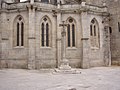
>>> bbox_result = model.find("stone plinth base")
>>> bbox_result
[59,58,72,70]
[59,64,71,70]
[54,68,81,74]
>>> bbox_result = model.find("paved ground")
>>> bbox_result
[0,67,120,90]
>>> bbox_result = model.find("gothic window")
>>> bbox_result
[67,18,76,47]
[90,18,100,48]
[14,16,24,47]
[40,17,51,47]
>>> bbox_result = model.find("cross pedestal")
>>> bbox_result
[54,21,81,74]
[59,21,71,70]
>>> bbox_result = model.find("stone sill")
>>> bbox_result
[13,46,25,49]
[66,47,77,50]
[91,47,99,50]
[40,47,52,49]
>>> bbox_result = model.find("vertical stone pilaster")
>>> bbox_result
[0,32,1,69]
[28,4,36,69]
[56,3,62,68]
[81,11,90,69]
[0,9,9,67]
[0,12,2,68]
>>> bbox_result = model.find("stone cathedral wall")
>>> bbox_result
[107,0,120,66]
[0,2,83,69]
[0,0,118,69]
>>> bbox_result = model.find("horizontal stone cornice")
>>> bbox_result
[0,2,108,14]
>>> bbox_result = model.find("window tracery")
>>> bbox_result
[14,16,24,47]
[40,16,51,47]
[90,18,100,48]
[67,18,76,47]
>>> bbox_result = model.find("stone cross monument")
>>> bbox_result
[59,21,71,70]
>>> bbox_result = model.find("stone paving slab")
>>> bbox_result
[0,67,120,90]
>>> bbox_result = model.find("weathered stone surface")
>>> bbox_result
[0,0,119,69]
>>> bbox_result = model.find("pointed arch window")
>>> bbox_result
[90,18,100,48]
[14,16,24,47]
[67,18,76,47]
[40,17,51,47]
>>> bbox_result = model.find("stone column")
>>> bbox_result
[28,2,36,69]
[56,3,62,67]
[59,21,71,70]
[81,11,90,69]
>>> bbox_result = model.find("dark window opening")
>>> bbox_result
[94,25,96,36]
[72,24,75,47]
[118,22,120,32]
[21,22,24,46]
[17,23,19,46]
[90,25,92,36]
[109,27,112,34]
[67,24,70,47]
[41,23,44,46]
[46,23,49,47]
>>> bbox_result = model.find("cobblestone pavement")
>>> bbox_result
[0,67,120,90]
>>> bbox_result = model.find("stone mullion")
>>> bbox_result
[66,25,68,47]
[92,25,95,47]
[96,26,99,47]
[44,23,46,47]
[94,25,97,47]
[70,24,72,47]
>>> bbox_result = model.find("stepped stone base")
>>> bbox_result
[54,68,81,74]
